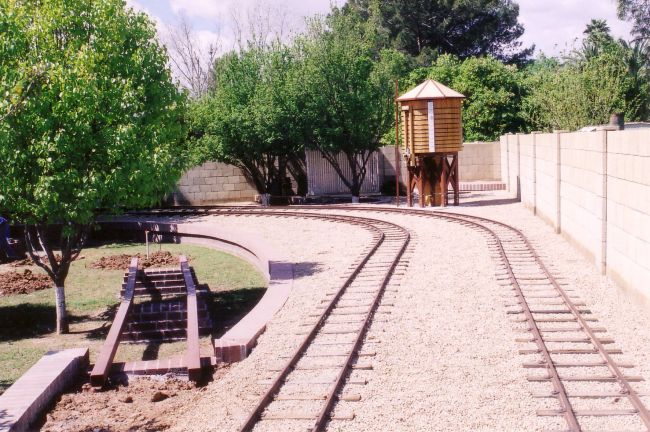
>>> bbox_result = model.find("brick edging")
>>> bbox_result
[100,218,294,363]
[0,348,88,431]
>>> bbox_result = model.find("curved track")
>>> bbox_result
[132,205,650,432]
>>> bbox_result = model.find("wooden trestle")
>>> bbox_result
[406,152,459,207]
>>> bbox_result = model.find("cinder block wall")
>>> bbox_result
[173,142,504,205]
[606,129,650,301]
[519,134,536,211]
[381,142,502,184]
[506,134,520,197]
[169,161,258,205]
[559,131,607,270]
[535,133,560,230]
[458,141,501,181]
[501,128,650,303]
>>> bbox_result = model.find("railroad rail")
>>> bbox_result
[131,205,650,432]
[90,257,138,387]
[90,255,208,386]
[131,208,411,431]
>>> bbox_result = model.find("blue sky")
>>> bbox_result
[127,0,633,57]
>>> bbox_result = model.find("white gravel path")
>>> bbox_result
[67,194,650,432]
[163,213,375,431]
[439,191,650,431]
[313,208,544,432]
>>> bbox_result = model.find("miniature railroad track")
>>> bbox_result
[133,205,650,431]
[90,255,207,386]
[293,206,650,432]
[131,207,411,431]
[229,211,410,432]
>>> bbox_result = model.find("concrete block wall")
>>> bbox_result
[519,134,536,211]
[380,142,502,185]
[501,127,650,303]
[505,134,520,196]
[606,129,650,301]
[535,133,560,231]
[458,141,501,181]
[173,143,504,205]
[500,136,509,190]
[559,131,607,270]
[170,161,258,205]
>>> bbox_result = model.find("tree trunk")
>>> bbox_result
[350,178,361,204]
[54,284,69,334]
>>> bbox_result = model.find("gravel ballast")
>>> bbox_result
[40,194,650,431]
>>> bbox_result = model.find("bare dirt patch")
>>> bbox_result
[0,269,51,296]
[89,251,182,271]
[42,377,198,432]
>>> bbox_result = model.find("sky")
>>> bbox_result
[127,0,633,58]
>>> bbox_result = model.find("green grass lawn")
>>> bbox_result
[0,242,266,394]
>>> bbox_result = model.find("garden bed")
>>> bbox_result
[0,270,51,296]
[0,242,266,395]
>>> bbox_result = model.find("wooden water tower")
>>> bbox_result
[397,79,465,207]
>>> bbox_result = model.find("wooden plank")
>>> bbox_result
[523,361,635,368]
[528,375,643,382]
[180,255,202,382]
[413,115,460,122]
[90,257,138,387]
[534,391,650,398]
[519,348,623,354]
[537,409,639,416]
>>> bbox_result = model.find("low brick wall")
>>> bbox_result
[169,161,258,205]
[0,348,88,431]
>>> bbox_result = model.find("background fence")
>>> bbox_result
[501,128,650,304]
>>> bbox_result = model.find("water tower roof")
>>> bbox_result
[396,79,465,101]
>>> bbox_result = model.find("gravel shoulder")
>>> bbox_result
[39,196,650,431]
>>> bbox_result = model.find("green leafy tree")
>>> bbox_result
[524,20,650,130]
[344,0,533,65]
[190,43,305,197]
[524,47,648,130]
[617,0,650,41]
[403,54,527,141]
[296,10,408,202]
[0,0,187,333]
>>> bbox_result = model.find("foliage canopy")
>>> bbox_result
[344,0,533,65]
[0,0,187,332]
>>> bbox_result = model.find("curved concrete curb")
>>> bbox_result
[101,219,294,363]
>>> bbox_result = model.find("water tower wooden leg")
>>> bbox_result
[440,158,447,208]
[407,167,413,207]
[452,153,459,206]
[418,165,426,208]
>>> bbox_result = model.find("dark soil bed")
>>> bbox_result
[0,270,51,296]
[41,377,198,432]
[89,251,184,270]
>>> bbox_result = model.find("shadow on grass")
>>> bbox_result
[0,380,13,396]
[0,302,116,342]
[205,286,266,339]
[0,303,55,342]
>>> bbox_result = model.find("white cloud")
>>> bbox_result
[168,0,223,19]
[517,0,633,56]
[130,0,634,59]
